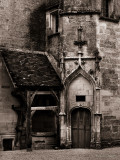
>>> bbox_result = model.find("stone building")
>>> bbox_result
[0,0,120,151]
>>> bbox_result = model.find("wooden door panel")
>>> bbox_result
[79,130,85,148]
[85,130,91,148]
[72,130,78,148]
[72,121,78,128]
[72,108,91,148]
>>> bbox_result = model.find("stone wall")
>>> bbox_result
[62,15,97,77]
[0,56,19,150]
[97,19,120,146]
[0,0,46,51]
[63,0,101,11]
[47,34,61,61]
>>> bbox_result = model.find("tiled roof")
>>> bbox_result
[1,48,62,89]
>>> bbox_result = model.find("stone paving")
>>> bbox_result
[0,147,120,160]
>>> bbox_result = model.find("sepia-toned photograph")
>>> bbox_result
[0,0,120,159]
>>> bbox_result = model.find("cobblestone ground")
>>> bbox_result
[0,147,120,160]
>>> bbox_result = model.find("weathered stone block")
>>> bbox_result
[102,126,111,132]
[101,131,112,140]
[104,116,116,120]
[111,119,120,125]
[112,126,118,132]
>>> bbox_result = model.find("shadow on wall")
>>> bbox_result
[27,4,46,51]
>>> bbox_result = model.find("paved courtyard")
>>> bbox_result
[0,147,120,160]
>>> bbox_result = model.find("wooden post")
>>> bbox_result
[26,91,32,151]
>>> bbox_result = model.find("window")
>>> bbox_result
[76,96,86,102]
[102,0,114,18]
[3,139,13,151]
[50,10,59,33]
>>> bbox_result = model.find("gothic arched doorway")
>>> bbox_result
[71,108,91,148]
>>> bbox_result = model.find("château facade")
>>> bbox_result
[0,0,120,150]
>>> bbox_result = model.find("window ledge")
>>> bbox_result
[48,32,60,39]
[99,16,119,23]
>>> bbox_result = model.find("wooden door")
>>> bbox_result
[71,108,91,148]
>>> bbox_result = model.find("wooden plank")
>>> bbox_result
[26,91,32,151]
[31,106,57,111]
[30,91,52,95]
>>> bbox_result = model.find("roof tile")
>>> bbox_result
[1,49,62,89]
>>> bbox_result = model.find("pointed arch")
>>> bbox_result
[70,105,92,114]
[63,66,99,148]
[64,66,96,88]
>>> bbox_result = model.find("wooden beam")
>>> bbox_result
[30,91,53,105]
[31,106,58,111]
[26,91,32,151]
[50,89,59,103]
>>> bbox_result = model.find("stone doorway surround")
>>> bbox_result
[59,66,102,149]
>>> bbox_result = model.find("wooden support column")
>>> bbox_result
[26,91,32,151]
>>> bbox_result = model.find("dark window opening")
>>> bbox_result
[76,96,86,102]
[105,0,109,17]
[3,139,13,151]
[32,110,56,132]
[31,94,57,107]
[102,0,114,18]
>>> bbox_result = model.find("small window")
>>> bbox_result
[102,0,114,18]
[3,139,13,151]
[50,10,59,33]
[76,96,86,102]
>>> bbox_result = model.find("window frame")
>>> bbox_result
[50,9,59,34]
[102,0,114,18]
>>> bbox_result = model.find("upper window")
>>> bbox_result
[102,0,114,18]
[50,10,59,33]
